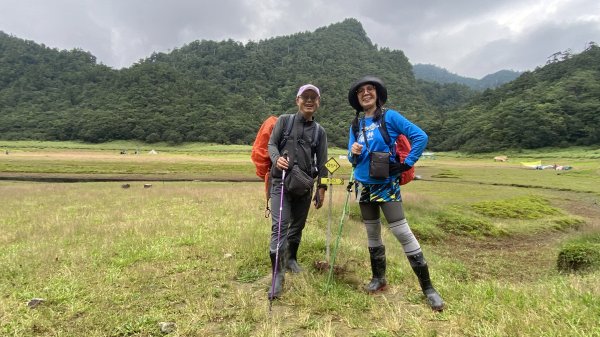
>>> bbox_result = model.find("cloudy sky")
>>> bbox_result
[1,0,598,78]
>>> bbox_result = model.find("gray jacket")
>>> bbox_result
[268,112,328,187]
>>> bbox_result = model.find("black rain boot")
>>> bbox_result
[286,241,302,273]
[365,246,387,293]
[268,252,285,300]
[408,252,444,311]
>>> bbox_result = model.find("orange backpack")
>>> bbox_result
[251,116,278,183]
[251,115,296,212]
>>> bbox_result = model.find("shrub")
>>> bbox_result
[557,234,600,273]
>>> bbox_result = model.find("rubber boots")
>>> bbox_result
[268,252,285,300]
[286,241,302,273]
[365,245,387,293]
[407,252,444,311]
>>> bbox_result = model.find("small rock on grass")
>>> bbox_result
[27,298,45,309]
[158,321,176,334]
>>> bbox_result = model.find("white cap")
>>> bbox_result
[297,84,320,97]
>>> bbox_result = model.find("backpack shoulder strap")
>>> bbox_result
[352,121,359,141]
[279,114,295,149]
[311,122,321,149]
[378,109,392,146]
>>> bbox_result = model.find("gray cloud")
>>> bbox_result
[457,20,600,75]
[1,0,598,78]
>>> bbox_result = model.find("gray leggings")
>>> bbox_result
[360,201,422,256]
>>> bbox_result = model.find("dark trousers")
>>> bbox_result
[269,178,312,253]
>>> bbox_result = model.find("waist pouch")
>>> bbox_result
[369,151,390,180]
[285,165,314,196]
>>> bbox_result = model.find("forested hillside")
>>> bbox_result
[0,19,428,147]
[1,19,599,152]
[432,43,600,152]
[413,64,522,90]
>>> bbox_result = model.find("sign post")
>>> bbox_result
[323,157,343,263]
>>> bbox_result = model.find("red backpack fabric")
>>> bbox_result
[395,134,415,185]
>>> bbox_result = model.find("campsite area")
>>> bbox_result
[0,141,599,336]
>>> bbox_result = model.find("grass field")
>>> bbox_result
[0,141,599,336]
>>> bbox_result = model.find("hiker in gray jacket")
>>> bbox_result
[267,84,328,299]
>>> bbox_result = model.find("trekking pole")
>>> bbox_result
[269,151,288,312]
[326,167,354,289]
[326,172,332,263]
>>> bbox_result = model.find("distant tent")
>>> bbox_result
[148,149,158,155]
[521,160,542,169]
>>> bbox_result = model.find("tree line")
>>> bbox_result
[1,19,598,152]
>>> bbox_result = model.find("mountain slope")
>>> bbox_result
[1,23,598,152]
[413,63,522,90]
[0,19,428,147]
[432,44,600,152]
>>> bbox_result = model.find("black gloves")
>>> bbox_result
[389,162,412,176]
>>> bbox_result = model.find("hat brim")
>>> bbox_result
[348,76,387,111]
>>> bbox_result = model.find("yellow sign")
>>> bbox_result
[324,157,340,174]
[321,177,344,185]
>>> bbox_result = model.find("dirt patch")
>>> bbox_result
[553,195,600,231]
[434,233,564,282]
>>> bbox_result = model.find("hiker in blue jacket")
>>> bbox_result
[347,76,444,311]
[267,84,328,299]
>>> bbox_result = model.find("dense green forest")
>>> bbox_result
[433,44,600,152]
[1,19,599,152]
[413,64,522,91]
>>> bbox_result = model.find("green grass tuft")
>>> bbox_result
[551,216,586,231]
[434,210,505,238]
[471,195,563,219]
[557,233,600,273]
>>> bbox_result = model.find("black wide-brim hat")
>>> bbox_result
[348,75,388,111]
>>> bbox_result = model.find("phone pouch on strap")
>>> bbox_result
[369,151,390,179]
[285,165,314,196]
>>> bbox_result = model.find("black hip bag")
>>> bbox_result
[362,120,390,180]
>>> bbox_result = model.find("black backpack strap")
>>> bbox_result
[377,109,392,146]
[310,122,321,179]
[279,114,295,149]
[361,117,371,152]
[310,122,320,149]
[379,109,403,163]
[352,122,359,142]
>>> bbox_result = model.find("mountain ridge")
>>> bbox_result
[413,63,522,90]
[1,21,598,152]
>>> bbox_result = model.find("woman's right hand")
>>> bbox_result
[350,142,363,156]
